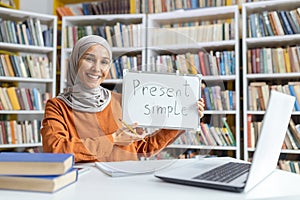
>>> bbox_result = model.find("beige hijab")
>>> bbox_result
[57,35,112,112]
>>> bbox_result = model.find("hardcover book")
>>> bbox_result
[0,168,78,193]
[0,152,74,175]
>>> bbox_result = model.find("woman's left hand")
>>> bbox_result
[197,98,205,118]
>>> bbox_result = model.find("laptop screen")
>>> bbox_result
[244,91,295,192]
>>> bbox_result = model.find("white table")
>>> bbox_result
[1,158,300,200]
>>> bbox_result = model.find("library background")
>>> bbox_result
[0,0,300,174]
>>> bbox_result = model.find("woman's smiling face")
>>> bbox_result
[77,44,111,89]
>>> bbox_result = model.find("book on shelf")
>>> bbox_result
[270,11,285,36]
[247,114,254,148]
[200,122,217,146]
[202,86,235,111]
[3,54,15,77]
[289,10,300,33]
[249,113,300,151]
[0,53,52,79]
[222,117,236,146]
[11,55,23,77]
[278,10,294,35]
[0,16,47,47]
[1,54,12,76]
[278,160,300,174]
[0,87,12,110]
[286,128,299,150]
[0,0,15,8]
[14,88,25,110]
[19,88,30,110]
[289,119,300,148]
[288,84,300,111]
[0,152,74,175]
[248,9,300,38]
[55,0,239,16]
[262,11,275,36]
[247,46,300,74]
[64,22,143,48]
[6,87,21,110]
[172,122,234,147]
[0,119,42,144]
[0,86,49,111]
[0,168,78,193]
[0,88,9,110]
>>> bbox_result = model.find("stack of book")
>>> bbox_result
[0,152,78,193]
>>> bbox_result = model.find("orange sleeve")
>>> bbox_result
[41,99,114,163]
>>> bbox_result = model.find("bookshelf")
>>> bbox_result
[60,13,147,92]
[52,0,246,92]
[147,5,241,159]
[53,0,241,17]
[242,0,300,162]
[0,7,57,148]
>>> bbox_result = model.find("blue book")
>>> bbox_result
[25,28,33,45]
[203,87,212,110]
[32,88,40,110]
[262,11,274,36]
[278,11,294,35]
[9,55,21,77]
[0,152,74,175]
[288,85,300,111]
[249,14,257,38]
[219,53,226,75]
[113,59,121,79]
[0,168,78,193]
[191,0,199,9]
[193,53,201,73]
[82,3,90,15]
[229,51,235,75]
[258,14,266,37]
[228,90,234,110]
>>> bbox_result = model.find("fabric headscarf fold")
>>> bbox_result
[57,35,112,112]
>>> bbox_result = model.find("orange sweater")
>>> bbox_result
[41,92,182,163]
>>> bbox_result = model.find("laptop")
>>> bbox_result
[154,90,295,193]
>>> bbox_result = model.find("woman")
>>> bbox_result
[41,35,205,163]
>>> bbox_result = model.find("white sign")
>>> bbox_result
[122,70,202,130]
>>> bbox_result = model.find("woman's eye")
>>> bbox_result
[101,60,109,65]
[85,56,95,62]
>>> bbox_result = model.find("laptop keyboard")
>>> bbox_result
[193,162,251,183]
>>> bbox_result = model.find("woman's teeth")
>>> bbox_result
[87,74,100,79]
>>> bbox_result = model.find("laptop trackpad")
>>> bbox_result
[157,159,229,179]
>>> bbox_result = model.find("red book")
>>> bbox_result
[25,88,34,110]
[247,114,252,148]
[198,51,207,75]
[0,99,3,110]
[251,49,257,73]
[0,121,7,144]
[15,88,25,110]
[255,48,261,74]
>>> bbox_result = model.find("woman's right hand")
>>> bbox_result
[112,123,144,146]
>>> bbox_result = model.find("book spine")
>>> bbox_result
[288,84,300,111]
[6,87,21,110]
[222,117,236,146]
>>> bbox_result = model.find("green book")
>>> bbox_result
[222,117,236,146]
